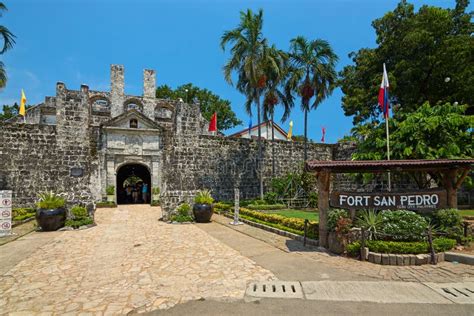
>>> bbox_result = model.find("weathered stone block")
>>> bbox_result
[437,252,445,262]
[409,255,416,265]
[381,254,389,265]
[415,254,428,265]
[403,254,411,266]
[397,255,404,266]
[389,254,397,265]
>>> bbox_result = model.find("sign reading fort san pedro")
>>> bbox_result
[330,190,447,211]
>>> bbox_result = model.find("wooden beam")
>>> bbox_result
[455,168,470,190]
[317,170,331,248]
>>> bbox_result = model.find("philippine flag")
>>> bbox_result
[378,63,390,118]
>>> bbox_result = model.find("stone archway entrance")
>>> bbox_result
[116,163,151,205]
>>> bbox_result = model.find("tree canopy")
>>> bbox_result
[0,103,32,121]
[339,0,473,124]
[0,2,16,88]
[155,83,241,131]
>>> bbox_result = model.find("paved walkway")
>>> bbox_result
[0,206,274,315]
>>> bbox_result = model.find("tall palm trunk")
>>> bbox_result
[271,113,275,176]
[304,108,308,161]
[256,95,264,200]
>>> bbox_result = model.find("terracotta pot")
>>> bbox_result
[193,204,213,223]
[36,208,66,231]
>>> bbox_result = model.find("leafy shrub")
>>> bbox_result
[327,209,349,232]
[238,208,318,238]
[356,210,383,240]
[214,202,232,213]
[380,210,428,241]
[96,201,117,208]
[345,238,456,255]
[65,217,94,228]
[247,204,286,211]
[177,203,191,216]
[264,191,279,204]
[151,200,160,206]
[335,217,353,241]
[152,187,160,195]
[36,191,66,209]
[170,214,193,222]
[432,209,463,241]
[106,186,115,195]
[12,208,36,221]
[194,190,214,204]
[71,206,88,219]
[308,192,318,208]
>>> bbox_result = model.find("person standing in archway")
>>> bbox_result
[142,183,149,204]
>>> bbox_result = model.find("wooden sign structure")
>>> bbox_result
[330,190,447,212]
[305,159,474,248]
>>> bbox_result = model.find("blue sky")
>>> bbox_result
[0,0,462,143]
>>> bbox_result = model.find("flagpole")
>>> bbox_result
[385,114,391,191]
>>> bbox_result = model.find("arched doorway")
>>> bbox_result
[116,163,151,204]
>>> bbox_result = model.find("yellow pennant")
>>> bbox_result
[287,120,293,140]
[19,89,26,116]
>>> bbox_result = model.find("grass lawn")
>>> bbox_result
[459,209,474,217]
[267,209,319,222]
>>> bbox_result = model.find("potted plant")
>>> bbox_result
[35,191,67,231]
[106,185,115,202]
[193,190,214,223]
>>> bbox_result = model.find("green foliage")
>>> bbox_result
[194,190,214,205]
[264,191,278,204]
[356,210,384,240]
[156,83,242,131]
[170,214,194,223]
[346,238,456,255]
[177,203,191,217]
[432,208,464,241]
[105,186,115,195]
[65,217,93,228]
[267,209,319,222]
[150,200,160,207]
[339,0,473,124]
[71,206,88,219]
[152,187,160,195]
[214,202,232,214]
[36,191,66,209]
[12,208,36,221]
[327,209,349,232]
[0,3,16,89]
[380,210,428,241]
[0,103,33,121]
[96,201,117,208]
[247,204,286,211]
[308,191,318,208]
[239,207,318,238]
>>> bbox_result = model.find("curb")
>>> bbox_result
[445,252,474,265]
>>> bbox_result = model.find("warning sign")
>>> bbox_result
[0,190,12,237]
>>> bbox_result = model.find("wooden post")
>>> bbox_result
[304,219,308,247]
[427,227,437,265]
[317,170,331,248]
[360,227,366,261]
[443,169,458,209]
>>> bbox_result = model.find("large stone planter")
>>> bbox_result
[36,208,66,231]
[193,203,213,223]
[328,231,345,254]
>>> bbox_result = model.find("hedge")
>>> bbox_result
[346,238,456,256]
[247,204,287,211]
[12,208,36,221]
[238,208,318,239]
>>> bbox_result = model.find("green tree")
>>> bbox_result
[156,83,241,131]
[339,0,473,124]
[221,9,286,198]
[287,36,338,161]
[352,102,473,186]
[0,2,16,89]
[0,103,32,121]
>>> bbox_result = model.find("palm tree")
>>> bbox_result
[288,36,338,161]
[0,2,16,88]
[221,9,286,199]
[262,46,294,175]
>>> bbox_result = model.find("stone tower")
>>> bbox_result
[143,69,156,120]
[110,64,124,118]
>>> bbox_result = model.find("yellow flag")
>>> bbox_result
[287,120,293,140]
[19,89,26,116]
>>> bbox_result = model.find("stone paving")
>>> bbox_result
[212,214,474,283]
[0,206,274,315]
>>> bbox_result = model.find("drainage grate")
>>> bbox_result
[245,281,304,299]
[424,282,474,304]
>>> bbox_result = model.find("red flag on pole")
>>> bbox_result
[208,112,217,132]
[321,127,326,143]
